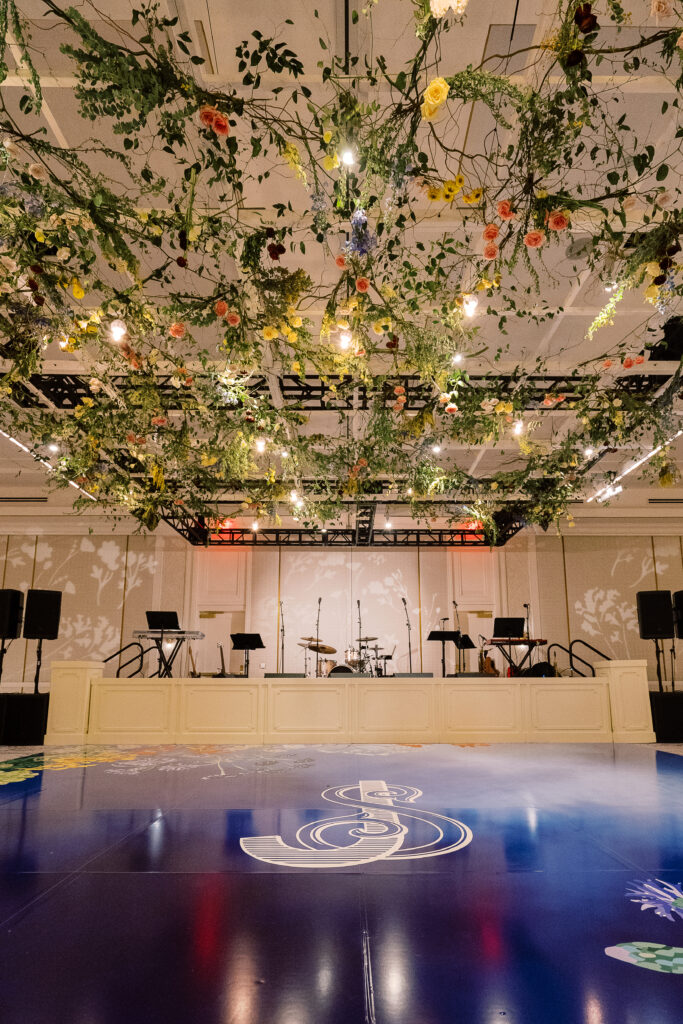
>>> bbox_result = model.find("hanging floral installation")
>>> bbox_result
[0,0,681,539]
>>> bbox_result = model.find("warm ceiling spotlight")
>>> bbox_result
[48,443,59,453]
[339,331,352,350]
[461,294,478,318]
[251,520,259,531]
[431,444,441,454]
[384,519,392,530]
[452,353,463,364]
[584,446,595,458]
[109,319,127,343]
[513,420,524,435]
[281,450,289,459]
[289,489,298,502]
[341,148,355,166]
[254,437,266,453]
[294,497,304,509]
[407,487,413,496]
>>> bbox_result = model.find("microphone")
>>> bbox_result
[357,599,360,608]
[402,597,407,606]
[318,596,322,606]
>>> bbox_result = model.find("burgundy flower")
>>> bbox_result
[267,242,286,260]
[574,3,598,32]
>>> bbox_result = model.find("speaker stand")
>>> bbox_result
[33,638,43,693]
[653,638,664,693]
[670,638,677,693]
[0,637,7,683]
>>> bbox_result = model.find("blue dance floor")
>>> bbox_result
[1,742,683,1022]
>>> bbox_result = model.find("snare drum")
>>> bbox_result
[317,659,337,677]
[345,647,361,668]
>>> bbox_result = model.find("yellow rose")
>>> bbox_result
[72,279,85,300]
[289,316,303,328]
[644,284,659,302]
[323,153,340,171]
[262,326,278,341]
[645,262,661,277]
[34,228,45,243]
[421,100,441,122]
[323,129,333,144]
[423,77,450,109]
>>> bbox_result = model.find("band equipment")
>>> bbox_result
[402,596,413,673]
[133,627,205,678]
[230,632,264,677]
[0,589,23,683]
[24,589,62,689]
[213,642,228,677]
[485,637,547,676]
[636,589,675,692]
[427,629,461,677]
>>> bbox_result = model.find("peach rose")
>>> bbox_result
[199,105,217,127]
[603,359,613,369]
[524,230,545,248]
[169,322,186,338]
[212,114,230,136]
[226,311,241,327]
[482,224,499,241]
[497,200,515,221]
[483,242,499,260]
[635,354,645,364]
[355,277,370,293]
[622,356,634,369]
[547,210,569,231]
[151,415,167,427]
[214,299,228,316]
[335,255,347,268]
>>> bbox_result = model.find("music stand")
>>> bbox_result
[427,629,460,677]
[231,633,265,677]
[454,633,475,673]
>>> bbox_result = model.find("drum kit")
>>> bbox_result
[297,636,395,676]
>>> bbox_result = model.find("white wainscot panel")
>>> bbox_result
[88,682,176,743]
[595,659,655,742]
[355,682,437,742]
[179,681,262,742]
[266,682,348,742]
[527,681,611,741]
[45,661,102,744]
[442,682,523,740]
[193,548,247,609]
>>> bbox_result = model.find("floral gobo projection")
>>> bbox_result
[0,0,682,539]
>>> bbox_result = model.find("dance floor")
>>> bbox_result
[1,742,683,1023]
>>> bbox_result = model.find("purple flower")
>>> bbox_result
[627,879,683,922]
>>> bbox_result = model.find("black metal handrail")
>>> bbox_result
[103,641,144,678]
[546,639,611,677]
[570,639,611,667]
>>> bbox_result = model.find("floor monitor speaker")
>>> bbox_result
[636,590,674,640]
[23,589,62,640]
[0,589,24,639]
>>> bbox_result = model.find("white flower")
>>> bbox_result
[28,162,47,180]
[650,0,674,15]
[430,0,469,16]
[56,247,71,260]
[2,138,20,159]
[655,191,673,207]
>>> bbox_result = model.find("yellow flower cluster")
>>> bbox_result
[421,76,450,121]
[282,142,307,184]
[425,174,482,205]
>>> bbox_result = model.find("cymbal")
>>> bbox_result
[297,641,312,648]
[300,636,316,641]
[307,643,337,654]
[356,636,377,642]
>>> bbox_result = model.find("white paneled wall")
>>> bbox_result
[1,528,682,682]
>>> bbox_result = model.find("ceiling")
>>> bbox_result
[0,0,682,538]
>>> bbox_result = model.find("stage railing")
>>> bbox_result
[547,639,611,677]
[103,641,144,678]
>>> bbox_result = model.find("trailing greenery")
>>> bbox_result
[0,0,681,538]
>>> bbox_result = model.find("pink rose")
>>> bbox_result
[214,299,228,316]
[355,277,370,293]
[199,105,217,127]
[335,255,347,268]
[650,0,674,16]
[483,242,499,260]
[225,311,241,327]
[212,114,230,137]
[524,230,545,248]
[547,210,569,232]
[603,359,613,369]
[482,223,499,241]
[496,200,515,221]
[169,322,186,338]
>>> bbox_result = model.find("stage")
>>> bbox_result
[44,659,655,746]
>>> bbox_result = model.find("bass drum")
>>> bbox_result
[521,661,555,677]
[316,659,337,677]
[329,664,354,675]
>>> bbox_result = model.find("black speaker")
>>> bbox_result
[0,693,50,745]
[636,590,675,640]
[0,589,24,639]
[674,591,683,640]
[23,589,62,640]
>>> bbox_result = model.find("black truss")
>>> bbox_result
[354,503,376,544]
[162,512,526,547]
[14,372,677,413]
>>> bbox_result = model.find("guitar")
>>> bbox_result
[188,645,201,678]
[212,641,228,677]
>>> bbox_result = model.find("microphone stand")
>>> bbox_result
[357,600,363,667]
[402,598,413,673]
[453,600,461,671]
[316,597,322,677]
[440,615,448,676]
[523,603,531,667]
[280,600,285,674]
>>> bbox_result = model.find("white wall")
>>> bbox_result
[1,526,682,684]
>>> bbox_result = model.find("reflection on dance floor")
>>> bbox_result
[0,742,683,1023]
